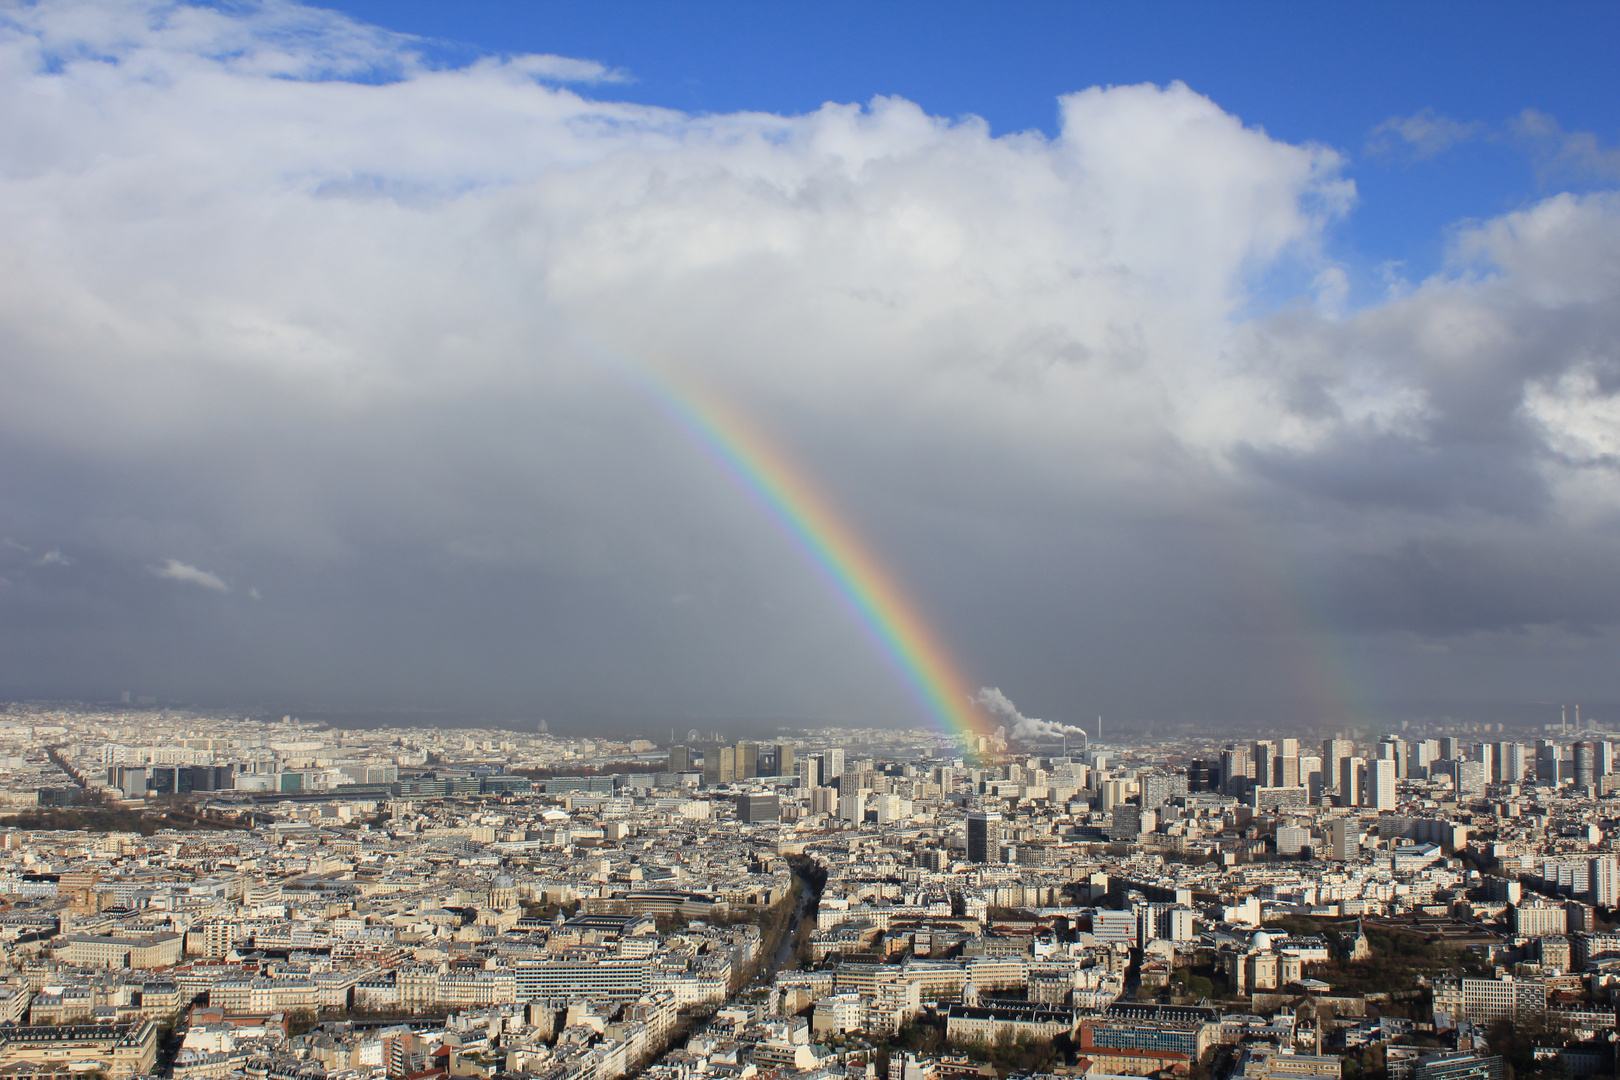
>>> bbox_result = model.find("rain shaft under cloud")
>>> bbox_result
[3,1,1620,727]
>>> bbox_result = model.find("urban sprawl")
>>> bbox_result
[0,707,1611,1080]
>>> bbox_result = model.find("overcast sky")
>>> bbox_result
[2,1,1619,731]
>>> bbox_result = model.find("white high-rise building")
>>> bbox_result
[1591,854,1620,907]
[1379,738,1406,778]
[1499,742,1528,783]
[1372,758,1398,811]
[824,748,845,783]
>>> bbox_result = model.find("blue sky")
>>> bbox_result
[319,0,1620,291]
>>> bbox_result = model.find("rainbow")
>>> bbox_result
[620,362,991,742]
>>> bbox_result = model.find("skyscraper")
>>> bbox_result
[1371,758,1398,811]
[1221,747,1250,798]
[1498,742,1528,783]
[1253,741,1276,789]
[1339,758,1365,808]
[1575,742,1596,790]
[774,744,795,779]
[702,745,736,786]
[1299,755,1325,800]
[736,742,759,780]
[967,810,1001,863]
[1328,817,1356,861]
[1536,740,1559,785]
[823,748,845,784]
[1379,737,1406,779]
[668,745,691,773]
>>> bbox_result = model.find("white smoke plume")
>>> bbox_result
[975,687,1088,743]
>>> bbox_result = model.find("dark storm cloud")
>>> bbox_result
[2,1,1620,725]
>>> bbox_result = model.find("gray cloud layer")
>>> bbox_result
[2,1,1619,727]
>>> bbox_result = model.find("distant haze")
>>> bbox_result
[3,4,1620,733]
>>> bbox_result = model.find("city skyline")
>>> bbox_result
[3,3,1620,733]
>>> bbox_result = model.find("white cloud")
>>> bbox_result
[493,53,627,84]
[1366,106,1620,186]
[1511,109,1620,184]
[151,559,229,592]
[36,548,71,566]
[0,0,1617,713]
[1366,108,1486,160]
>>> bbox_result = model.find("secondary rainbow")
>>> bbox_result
[625,363,989,741]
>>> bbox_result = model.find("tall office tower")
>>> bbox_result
[1322,738,1355,765]
[1279,738,1300,759]
[1407,740,1438,778]
[1495,742,1522,783]
[823,748,845,782]
[1536,740,1559,785]
[1506,742,1529,783]
[702,745,736,786]
[668,745,692,773]
[838,790,868,823]
[1599,742,1616,778]
[809,786,837,815]
[775,744,795,779]
[1221,747,1250,797]
[1299,755,1325,799]
[736,743,759,780]
[1253,741,1277,789]
[1321,738,1354,799]
[1473,743,1497,784]
[1439,737,1461,761]
[1371,758,1398,811]
[1328,817,1356,860]
[966,810,1002,863]
[1339,758,1365,808]
[1276,756,1301,788]
[1379,738,1407,778]
[1575,742,1596,790]
[794,758,818,788]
